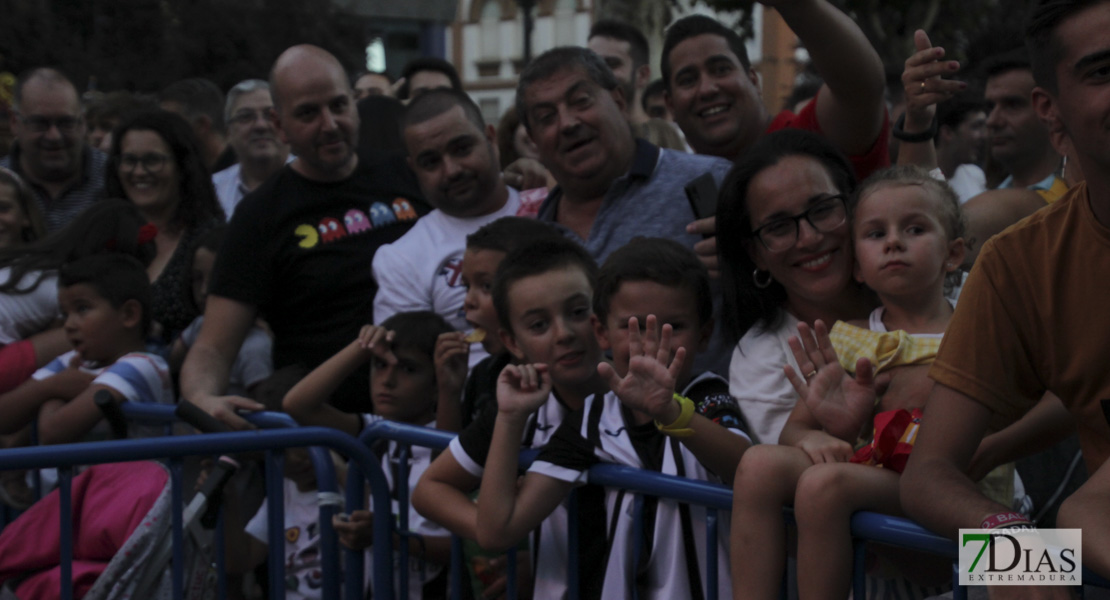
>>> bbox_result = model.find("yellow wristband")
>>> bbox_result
[655,393,695,437]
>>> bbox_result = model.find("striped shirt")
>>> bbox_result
[0,143,107,232]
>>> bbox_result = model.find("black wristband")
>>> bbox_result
[892,113,938,143]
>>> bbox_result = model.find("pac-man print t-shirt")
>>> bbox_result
[210,155,428,410]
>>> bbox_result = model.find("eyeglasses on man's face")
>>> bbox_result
[228,108,273,128]
[17,114,82,134]
[750,194,848,252]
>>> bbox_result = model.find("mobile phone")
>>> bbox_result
[684,172,719,221]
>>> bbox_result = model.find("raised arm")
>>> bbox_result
[283,325,394,437]
[180,295,264,430]
[476,364,571,552]
[769,0,886,155]
[600,316,748,483]
[433,332,470,433]
[897,30,966,169]
[901,383,1010,538]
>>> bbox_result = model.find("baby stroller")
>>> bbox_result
[0,395,238,600]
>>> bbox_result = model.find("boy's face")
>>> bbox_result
[370,346,437,424]
[499,265,602,389]
[58,283,139,364]
[284,446,317,491]
[596,280,711,386]
[461,248,505,355]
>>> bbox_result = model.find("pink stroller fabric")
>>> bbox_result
[0,461,167,599]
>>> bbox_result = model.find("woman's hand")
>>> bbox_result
[784,320,886,442]
[794,429,854,464]
[901,30,965,132]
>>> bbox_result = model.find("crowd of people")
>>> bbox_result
[0,0,1107,598]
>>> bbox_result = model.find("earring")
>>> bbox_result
[752,269,773,289]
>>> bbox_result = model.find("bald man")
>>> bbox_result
[181,45,428,425]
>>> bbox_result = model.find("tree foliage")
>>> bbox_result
[0,0,368,93]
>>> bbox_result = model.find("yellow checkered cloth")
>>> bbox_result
[828,321,941,375]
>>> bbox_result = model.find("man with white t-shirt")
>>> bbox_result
[373,88,535,367]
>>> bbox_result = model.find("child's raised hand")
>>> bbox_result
[332,509,373,550]
[496,363,551,418]
[434,332,470,396]
[599,315,687,423]
[357,324,396,364]
[784,320,882,442]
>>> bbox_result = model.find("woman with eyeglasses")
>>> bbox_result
[105,110,225,349]
[716,129,877,447]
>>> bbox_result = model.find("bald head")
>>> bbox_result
[269,45,350,111]
[268,44,360,181]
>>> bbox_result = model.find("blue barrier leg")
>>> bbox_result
[171,458,184,600]
[450,536,464,600]
[852,538,866,599]
[632,494,644,600]
[399,445,411,597]
[59,466,73,600]
[707,507,718,600]
[307,446,340,600]
[952,561,967,600]
[266,450,285,600]
[344,461,366,600]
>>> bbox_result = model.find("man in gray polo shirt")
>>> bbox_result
[517,46,731,264]
[517,46,732,375]
[1,68,106,231]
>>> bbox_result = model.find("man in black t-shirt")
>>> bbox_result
[181,45,426,425]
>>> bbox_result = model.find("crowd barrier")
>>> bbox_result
[0,408,1107,600]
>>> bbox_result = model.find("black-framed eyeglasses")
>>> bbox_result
[17,114,82,134]
[118,153,171,174]
[750,194,848,252]
[228,108,272,127]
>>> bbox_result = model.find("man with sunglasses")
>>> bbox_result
[1,68,106,232]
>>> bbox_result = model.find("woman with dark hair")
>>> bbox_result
[106,110,224,345]
[717,129,876,445]
[0,167,47,248]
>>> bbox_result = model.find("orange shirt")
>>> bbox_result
[930,182,1110,473]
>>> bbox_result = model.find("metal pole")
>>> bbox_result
[518,0,536,66]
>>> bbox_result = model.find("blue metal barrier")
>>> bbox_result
[353,420,1109,599]
[5,411,1106,599]
[112,405,345,600]
[0,426,379,600]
